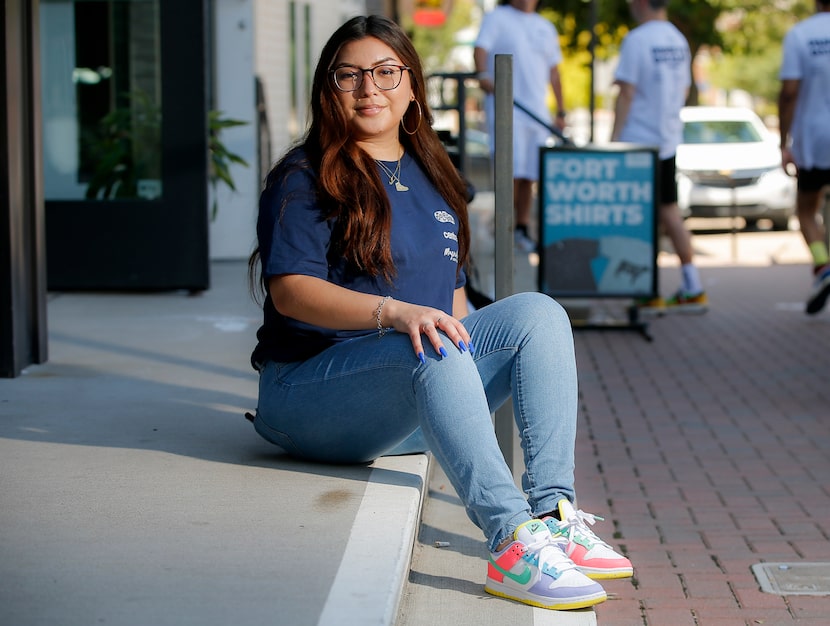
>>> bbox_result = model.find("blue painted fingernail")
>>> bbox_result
[439,346,448,358]
[469,341,476,354]
[458,340,467,352]
[418,352,426,364]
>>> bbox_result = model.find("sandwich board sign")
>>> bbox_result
[538,145,659,300]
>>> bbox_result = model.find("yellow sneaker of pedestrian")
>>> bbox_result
[634,295,665,315]
[664,290,708,314]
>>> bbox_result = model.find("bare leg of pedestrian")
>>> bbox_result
[660,201,707,312]
[797,188,830,314]
[513,178,536,253]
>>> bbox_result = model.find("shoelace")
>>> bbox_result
[558,509,609,547]
[524,534,577,573]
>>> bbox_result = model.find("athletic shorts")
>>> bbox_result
[485,98,551,181]
[512,116,550,181]
[659,156,678,205]
[797,167,830,193]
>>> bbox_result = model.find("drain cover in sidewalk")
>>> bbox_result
[752,563,830,596]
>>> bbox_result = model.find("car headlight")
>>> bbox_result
[758,165,787,181]
[676,171,696,188]
[757,166,797,200]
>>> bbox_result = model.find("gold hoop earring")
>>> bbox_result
[401,100,423,136]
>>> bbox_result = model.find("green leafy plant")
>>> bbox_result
[83,93,249,219]
[209,110,250,220]
[84,89,162,200]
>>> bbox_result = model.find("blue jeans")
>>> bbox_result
[253,292,577,551]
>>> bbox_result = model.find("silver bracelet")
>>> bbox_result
[376,295,392,338]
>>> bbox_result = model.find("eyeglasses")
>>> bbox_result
[330,64,411,92]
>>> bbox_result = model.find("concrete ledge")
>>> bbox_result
[318,453,429,626]
[0,264,432,626]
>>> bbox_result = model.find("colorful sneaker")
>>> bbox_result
[485,519,607,610]
[806,264,830,315]
[544,500,633,580]
[664,290,708,314]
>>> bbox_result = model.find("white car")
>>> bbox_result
[676,106,796,230]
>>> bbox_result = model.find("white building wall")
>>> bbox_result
[210,0,259,260]
[211,0,367,260]
[252,1,291,166]
[253,0,365,163]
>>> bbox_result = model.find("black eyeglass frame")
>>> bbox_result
[329,64,412,93]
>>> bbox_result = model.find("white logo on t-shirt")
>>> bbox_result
[434,210,455,225]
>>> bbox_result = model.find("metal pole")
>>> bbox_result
[730,180,738,263]
[457,75,468,178]
[493,54,515,470]
[589,0,596,144]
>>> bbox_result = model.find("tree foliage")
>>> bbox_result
[536,0,814,110]
[407,0,477,73]
[709,0,812,110]
[410,0,817,117]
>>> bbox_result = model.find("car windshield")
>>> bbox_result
[682,120,763,145]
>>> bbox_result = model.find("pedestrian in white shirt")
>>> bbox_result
[778,0,830,314]
[474,0,566,253]
[611,0,707,314]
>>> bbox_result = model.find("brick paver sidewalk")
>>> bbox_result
[574,263,830,625]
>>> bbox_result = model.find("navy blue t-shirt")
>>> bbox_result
[252,148,466,365]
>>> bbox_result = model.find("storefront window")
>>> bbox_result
[40,0,162,201]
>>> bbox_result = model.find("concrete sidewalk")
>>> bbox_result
[0,261,427,626]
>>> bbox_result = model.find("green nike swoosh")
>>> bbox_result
[489,557,533,586]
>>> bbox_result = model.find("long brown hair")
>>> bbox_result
[249,15,470,295]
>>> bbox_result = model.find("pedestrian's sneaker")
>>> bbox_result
[485,519,607,610]
[806,264,830,315]
[634,295,666,315]
[664,289,708,314]
[543,500,633,580]
[514,229,537,254]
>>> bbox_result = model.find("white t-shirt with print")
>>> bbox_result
[779,13,830,170]
[614,20,691,159]
[475,5,562,126]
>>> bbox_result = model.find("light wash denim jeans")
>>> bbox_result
[253,291,577,551]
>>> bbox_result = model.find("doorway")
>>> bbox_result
[40,0,209,290]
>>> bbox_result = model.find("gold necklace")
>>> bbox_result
[376,154,408,192]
